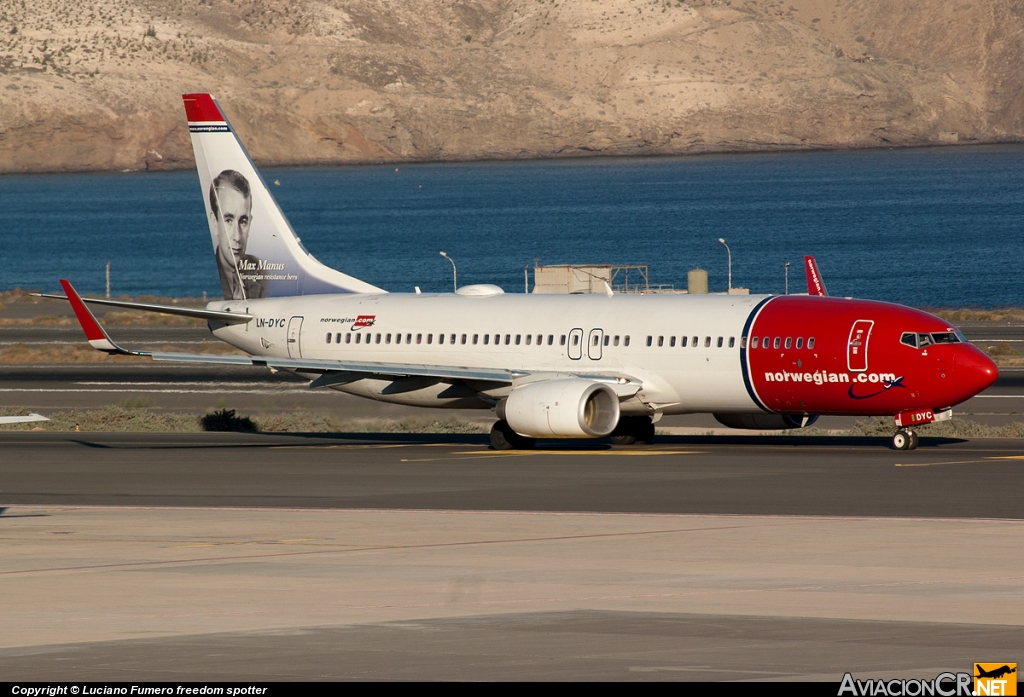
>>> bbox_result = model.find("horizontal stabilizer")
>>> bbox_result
[36,293,252,324]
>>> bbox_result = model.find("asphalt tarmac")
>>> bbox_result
[3,317,1023,680]
[1,431,1023,516]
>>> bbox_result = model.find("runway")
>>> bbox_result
[3,319,1024,680]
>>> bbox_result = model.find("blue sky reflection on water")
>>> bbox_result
[1,144,1021,307]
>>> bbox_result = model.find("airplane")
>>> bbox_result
[48,93,998,451]
[976,665,1017,680]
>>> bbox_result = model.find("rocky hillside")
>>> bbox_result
[1,0,1021,172]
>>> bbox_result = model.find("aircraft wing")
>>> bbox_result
[58,280,642,394]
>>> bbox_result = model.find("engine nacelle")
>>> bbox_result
[713,413,819,430]
[500,379,620,438]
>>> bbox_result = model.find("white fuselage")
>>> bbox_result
[209,292,768,415]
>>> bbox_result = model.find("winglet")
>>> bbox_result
[59,279,133,354]
[804,256,828,296]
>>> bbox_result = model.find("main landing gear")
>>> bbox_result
[892,428,919,451]
[609,415,656,446]
[490,420,536,451]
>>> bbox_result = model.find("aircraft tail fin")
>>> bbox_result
[182,93,385,300]
[804,256,828,296]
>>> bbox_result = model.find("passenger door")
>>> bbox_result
[847,320,873,372]
[568,328,583,360]
[588,328,604,360]
[287,316,304,358]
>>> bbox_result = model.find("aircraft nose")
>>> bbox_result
[954,345,998,399]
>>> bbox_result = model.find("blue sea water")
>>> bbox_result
[1,145,1021,307]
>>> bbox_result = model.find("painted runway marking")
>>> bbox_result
[400,449,700,462]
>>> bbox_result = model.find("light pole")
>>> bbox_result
[718,238,732,293]
[784,261,790,295]
[439,251,457,292]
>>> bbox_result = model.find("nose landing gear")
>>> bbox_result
[892,428,919,450]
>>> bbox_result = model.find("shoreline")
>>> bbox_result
[3,139,1023,177]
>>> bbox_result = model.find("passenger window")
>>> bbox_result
[537,335,543,345]
[461,334,467,345]
[704,337,711,348]
[796,337,803,349]
[658,336,664,347]
[438,333,444,345]
[346,334,352,344]
[614,336,620,346]
[808,337,815,349]
[337,333,341,344]
[681,336,688,347]
[326,333,331,344]
[773,337,780,349]
[548,335,554,345]
[729,337,735,348]
[496,334,501,345]
[386,333,392,344]
[740,336,747,349]
[593,335,600,346]
[784,337,791,349]
[526,335,532,345]
[450,334,456,345]
[692,336,698,347]
[406,333,412,344]
[647,336,653,347]
[484,334,490,345]
[624,336,631,347]
[473,334,479,345]
[670,336,676,347]
[515,335,521,345]
[604,335,610,346]
[355,334,361,344]
[900,332,918,348]
[425,334,431,344]
[717,337,724,348]
[416,334,422,344]
[752,337,759,349]
[572,335,579,346]
[560,335,566,346]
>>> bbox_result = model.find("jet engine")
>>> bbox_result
[713,413,819,430]
[499,379,620,438]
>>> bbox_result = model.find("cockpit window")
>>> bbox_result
[930,332,961,344]
[903,331,963,348]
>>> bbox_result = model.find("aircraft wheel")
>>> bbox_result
[892,429,912,450]
[490,420,536,451]
[610,416,655,445]
[908,429,919,450]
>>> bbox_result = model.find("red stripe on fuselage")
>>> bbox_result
[746,296,995,415]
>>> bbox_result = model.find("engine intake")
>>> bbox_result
[713,413,819,430]
[500,379,620,438]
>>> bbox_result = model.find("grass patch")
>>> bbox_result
[0,405,489,434]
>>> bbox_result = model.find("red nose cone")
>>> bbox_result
[954,345,999,402]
